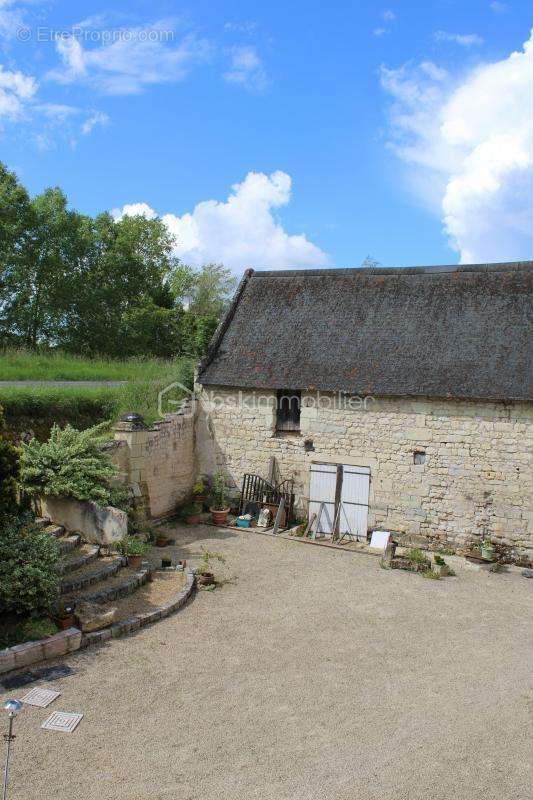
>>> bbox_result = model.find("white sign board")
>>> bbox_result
[369,530,390,551]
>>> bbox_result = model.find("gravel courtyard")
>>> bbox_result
[1,524,531,800]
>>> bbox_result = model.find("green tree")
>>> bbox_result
[171,262,236,317]
[2,187,94,348]
[120,301,184,358]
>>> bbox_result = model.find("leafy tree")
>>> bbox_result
[2,187,94,348]
[171,262,236,317]
[20,422,118,505]
[0,164,32,284]
[120,301,184,358]
[0,404,19,514]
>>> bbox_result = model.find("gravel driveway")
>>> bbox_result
[1,525,530,800]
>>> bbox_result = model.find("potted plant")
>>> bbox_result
[182,500,202,525]
[433,554,450,577]
[209,471,230,526]
[56,602,76,631]
[481,537,494,560]
[155,530,170,547]
[195,549,226,587]
[192,479,206,505]
[117,535,150,569]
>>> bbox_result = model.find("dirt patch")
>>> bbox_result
[112,569,186,621]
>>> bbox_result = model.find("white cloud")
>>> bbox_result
[0,0,24,38]
[0,63,37,119]
[113,202,158,220]
[373,28,387,37]
[113,171,328,272]
[81,110,109,135]
[490,1,507,12]
[381,31,533,263]
[382,10,396,21]
[223,45,267,90]
[434,31,484,47]
[47,24,211,95]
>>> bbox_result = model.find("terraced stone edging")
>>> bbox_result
[80,569,196,650]
[0,628,81,675]
[79,563,153,604]
[60,556,126,594]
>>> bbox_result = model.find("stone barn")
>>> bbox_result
[195,261,532,559]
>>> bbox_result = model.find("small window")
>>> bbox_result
[276,390,301,433]
[413,451,426,465]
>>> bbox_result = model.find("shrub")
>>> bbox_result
[116,535,149,558]
[0,404,19,514]
[20,422,118,504]
[210,471,228,510]
[0,513,59,617]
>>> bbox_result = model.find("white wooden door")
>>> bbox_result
[339,465,370,541]
[308,463,337,536]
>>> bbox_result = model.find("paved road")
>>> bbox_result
[1,525,530,800]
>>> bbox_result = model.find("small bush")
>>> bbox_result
[116,535,149,558]
[0,617,59,649]
[0,513,60,617]
[407,548,428,564]
[20,422,118,504]
[422,569,440,580]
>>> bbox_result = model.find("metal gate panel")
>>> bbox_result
[339,465,370,541]
[308,463,337,535]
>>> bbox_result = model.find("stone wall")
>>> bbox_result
[111,405,194,520]
[196,386,533,557]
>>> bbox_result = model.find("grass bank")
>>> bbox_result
[0,352,195,440]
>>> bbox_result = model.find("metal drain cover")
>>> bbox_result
[21,688,60,708]
[41,711,83,733]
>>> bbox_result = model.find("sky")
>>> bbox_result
[0,0,532,273]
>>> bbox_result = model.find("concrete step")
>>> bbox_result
[57,544,100,576]
[60,556,125,596]
[57,534,82,556]
[64,563,153,606]
[34,517,51,528]
[44,524,66,538]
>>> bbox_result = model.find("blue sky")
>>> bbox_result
[0,0,532,272]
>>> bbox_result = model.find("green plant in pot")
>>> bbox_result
[196,548,226,587]
[480,537,494,560]
[192,479,206,505]
[182,499,202,525]
[117,535,150,569]
[209,471,230,526]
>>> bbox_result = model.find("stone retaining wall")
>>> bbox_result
[111,405,194,520]
[196,387,533,558]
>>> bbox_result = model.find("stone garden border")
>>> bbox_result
[0,570,196,677]
[79,568,196,649]
[0,628,82,675]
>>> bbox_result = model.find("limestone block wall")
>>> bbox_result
[196,386,533,556]
[111,406,194,520]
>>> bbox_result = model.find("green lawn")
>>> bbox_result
[0,350,195,438]
[0,349,187,382]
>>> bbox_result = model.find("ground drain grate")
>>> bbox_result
[1,663,74,690]
[41,711,83,733]
[21,688,60,708]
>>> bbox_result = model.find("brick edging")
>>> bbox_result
[80,569,196,649]
[60,556,126,594]
[0,627,82,675]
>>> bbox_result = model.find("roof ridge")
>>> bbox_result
[252,261,533,278]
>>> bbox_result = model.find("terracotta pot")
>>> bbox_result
[197,572,215,586]
[155,536,169,547]
[57,615,75,631]
[127,555,142,569]
[185,513,201,525]
[210,508,230,526]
